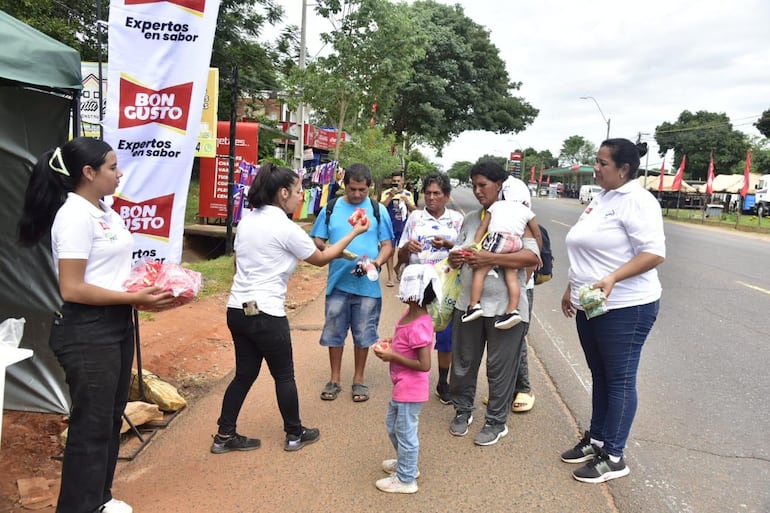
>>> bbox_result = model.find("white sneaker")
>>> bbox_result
[100,498,133,513]
[375,474,418,494]
[381,458,420,478]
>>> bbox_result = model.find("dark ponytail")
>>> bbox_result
[600,138,648,178]
[246,162,299,209]
[17,137,113,246]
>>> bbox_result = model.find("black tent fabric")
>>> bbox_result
[1,10,83,413]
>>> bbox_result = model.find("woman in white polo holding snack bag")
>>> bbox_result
[560,138,665,484]
[211,163,368,454]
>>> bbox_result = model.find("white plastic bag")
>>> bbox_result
[0,318,25,349]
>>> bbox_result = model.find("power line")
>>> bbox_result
[655,115,761,134]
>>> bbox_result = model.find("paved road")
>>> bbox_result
[489,193,770,513]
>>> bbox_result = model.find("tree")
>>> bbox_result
[293,0,425,159]
[404,149,439,182]
[755,109,770,138]
[559,136,596,166]
[655,110,749,180]
[337,126,401,183]
[0,0,103,60]
[447,161,473,184]
[388,1,538,153]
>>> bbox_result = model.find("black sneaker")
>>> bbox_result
[435,383,452,405]
[461,304,483,323]
[210,433,261,454]
[285,426,320,452]
[572,448,630,483]
[560,431,597,463]
[494,310,522,330]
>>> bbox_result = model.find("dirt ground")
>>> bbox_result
[0,262,327,512]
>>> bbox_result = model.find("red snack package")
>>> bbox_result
[124,260,203,312]
[373,338,391,352]
[348,208,369,227]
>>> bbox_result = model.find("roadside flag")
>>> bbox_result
[538,166,544,185]
[530,165,536,183]
[672,154,686,192]
[740,150,752,197]
[706,152,715,195]
[658,160,665,192]
[546,175,551,185]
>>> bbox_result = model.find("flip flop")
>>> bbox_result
[512,392,535,413]
[320,381,341,401]
[352,383,370,402]
[386,282,394,287]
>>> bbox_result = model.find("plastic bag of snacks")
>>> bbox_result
[579,285,608,319]
[124,260,202,311]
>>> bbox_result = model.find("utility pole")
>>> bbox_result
[293,0,307,170]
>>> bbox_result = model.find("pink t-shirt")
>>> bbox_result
[390,313,434,402]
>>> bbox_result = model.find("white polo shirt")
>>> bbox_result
[51,193,134,292]
[398,207,464,265]
[565,180,665,309]
[227,205,316,316]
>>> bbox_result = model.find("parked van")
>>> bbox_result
[579,185,602,204]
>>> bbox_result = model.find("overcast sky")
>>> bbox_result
[275,0,770,172]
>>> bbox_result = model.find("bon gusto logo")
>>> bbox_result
[125,0,206,13]
[113,194,174,239]
[119,78,193,131]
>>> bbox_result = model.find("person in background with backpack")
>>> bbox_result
[311,163,395,403]
[498,173,545,413]
[380,171,415,287]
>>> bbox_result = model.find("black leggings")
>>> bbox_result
[217,308,302,436]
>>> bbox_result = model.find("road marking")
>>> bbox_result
[532,312,591,394]
[737,281,770,295]
[551,219,572,228]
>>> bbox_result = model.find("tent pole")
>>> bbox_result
[96,0,105,140]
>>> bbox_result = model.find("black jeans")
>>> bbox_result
[50,303,134,513]
[218,308,302,437]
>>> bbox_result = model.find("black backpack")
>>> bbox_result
[325,196,381,230]
[534,223,553,285]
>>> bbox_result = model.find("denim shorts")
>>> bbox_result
[319,289,381,348]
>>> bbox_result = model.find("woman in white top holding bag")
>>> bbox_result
[560,138,665,484]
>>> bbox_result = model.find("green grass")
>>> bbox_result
[186,178,200,225]
[185,254,234,298]
[663,207,770,232]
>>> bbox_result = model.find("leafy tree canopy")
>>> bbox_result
[559,135,596,166]
[388,1,538,152]
[447,161,473,183]
[655,110,749,180]
[337,126,401,183]
[755,109,770,138]
[293,0,426,158]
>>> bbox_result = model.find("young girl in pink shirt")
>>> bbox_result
[373,264,440,494]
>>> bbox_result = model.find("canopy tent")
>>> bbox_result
[542,164,595,178]
[694,173,761,194]
[637,175,697,193]
[0,11,82,413]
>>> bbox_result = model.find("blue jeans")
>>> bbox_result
[219,308,303,437]
[49,303,134,513]
[319,289,381,348]
[576,300,659,457]
[385,400,423,483]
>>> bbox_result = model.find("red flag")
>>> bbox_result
[672,154,686,192]
[530,165,536,183]
[705,152,715,195]
[658,160,665,192]
[740,150,752,197]
[538,166,544,185]
[546,175,551,185]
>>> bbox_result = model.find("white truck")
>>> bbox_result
[750,174,770,217]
